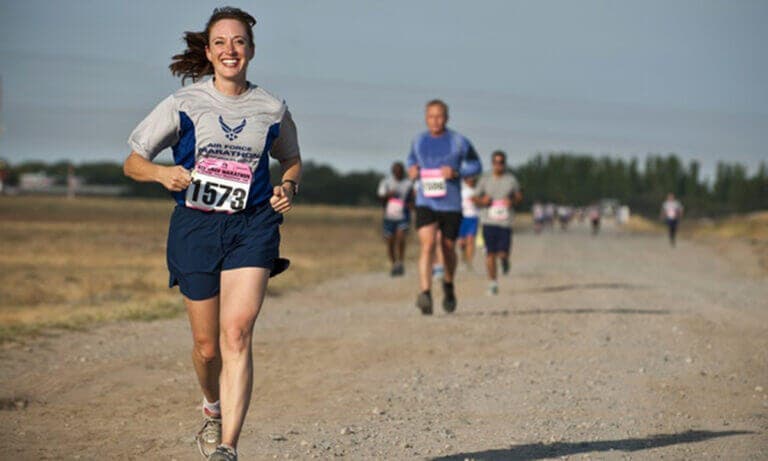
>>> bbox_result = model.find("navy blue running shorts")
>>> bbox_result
[166,203,283,300]
[482,224,512,254]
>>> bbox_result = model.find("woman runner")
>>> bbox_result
[123,7,301,460]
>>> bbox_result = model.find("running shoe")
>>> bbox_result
[208,445,237,461]
[501,258,510,275]
[416,291,433,315]
[487,281,499,296]
[196,415,222,458]
[442,280,456,313]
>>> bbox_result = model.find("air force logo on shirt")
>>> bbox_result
[219,115,247,141]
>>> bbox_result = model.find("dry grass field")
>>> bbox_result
[0,196,402,342]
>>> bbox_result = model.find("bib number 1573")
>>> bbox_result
[185,158,251,213]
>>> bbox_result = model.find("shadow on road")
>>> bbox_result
[456,307,670,317]
[430,429,752,461]
[523,283,643,293]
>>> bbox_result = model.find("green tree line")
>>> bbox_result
[3,154,766,216]
[513,153,768,216]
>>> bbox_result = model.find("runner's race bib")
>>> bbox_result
[385,197,406,221]
[186,158,251,213]
[420,168,447,198]
[665,208,678,219]
[488,199,510,222]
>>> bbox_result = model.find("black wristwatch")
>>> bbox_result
[281,179,299,196]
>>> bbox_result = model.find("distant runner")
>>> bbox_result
[660,193,684,247]
[458,176,480,271]
[377,162,413,276]
[474,150,522,295]
[407,99,482,314]
[588,204,601,235]
[532,201,545,234]
[557,205,573,230]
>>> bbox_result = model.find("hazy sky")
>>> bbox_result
[1,0,766,178]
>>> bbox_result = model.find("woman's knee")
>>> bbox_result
[193,337,220,364]
[220,324,253,354]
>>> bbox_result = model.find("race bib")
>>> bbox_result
[420,168,447,198]
[488,199,510,222]
[186,158,251,213]
[665,208,677,219]
[385,197,406,221]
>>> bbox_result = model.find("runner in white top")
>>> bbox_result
[377,162,414,276]
[660,193,684,247]
[532,202,544,234]
[123,8,301,461]
[457,176,480,270]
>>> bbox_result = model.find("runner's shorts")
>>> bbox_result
[383,216,410,238]
[458,216,479,239]
[166,202,283,300]
[482,224,512,253]
[415,207,462,240]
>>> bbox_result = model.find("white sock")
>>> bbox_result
[203,397,221,416]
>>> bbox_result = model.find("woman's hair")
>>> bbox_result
[169,7,257,84]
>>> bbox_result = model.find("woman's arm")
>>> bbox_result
[123,151,191,192]
[270,156,302,213]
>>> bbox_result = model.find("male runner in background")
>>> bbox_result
[475,150,522,295]
[661,193,684,246]
[377,162,413,276]
[407,99,482,314]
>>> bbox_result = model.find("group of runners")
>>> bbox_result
[377,100,524,306]
[122,7,687,459]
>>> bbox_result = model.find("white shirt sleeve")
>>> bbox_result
[127,95,180,160]
[377,179,388,198]
[270,109,301,161]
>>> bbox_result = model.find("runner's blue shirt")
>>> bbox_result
[406,129,482,212]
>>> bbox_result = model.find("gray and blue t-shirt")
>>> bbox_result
[128,78,300,208]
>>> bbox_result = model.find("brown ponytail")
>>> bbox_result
[169,7,257,84]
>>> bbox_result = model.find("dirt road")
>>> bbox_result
[2,221,766,460]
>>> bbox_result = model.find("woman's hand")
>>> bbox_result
[158,165,192,192]
[270,184,294,213]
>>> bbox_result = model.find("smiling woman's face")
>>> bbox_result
[205,18,254,83]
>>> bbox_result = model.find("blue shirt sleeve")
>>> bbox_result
[406,138,418,168]
[459,139,482,177]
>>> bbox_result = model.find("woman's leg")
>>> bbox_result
[218,267,270,448]
[185,295,221,405]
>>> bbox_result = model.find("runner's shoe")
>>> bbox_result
[501,258,510,275]
[416,291,433,315]
[487,281,499,296]
[442,280,456,313]
[208,445,237,461]
[196,415,222,458]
